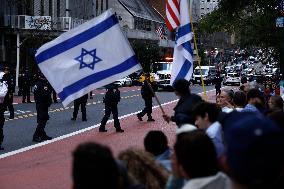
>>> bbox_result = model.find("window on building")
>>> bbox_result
[49,0,53,16]
[101,0,103,12]
[40,0,44,15]
[106,0,108,9]
[57,0,60,17]
[96,0,99,16]
[207,0,210,2]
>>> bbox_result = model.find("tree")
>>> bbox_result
[198,0,282,53]
[130,40,160,72]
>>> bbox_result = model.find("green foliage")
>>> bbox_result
[198,0,283,52]
[130,40,160,72]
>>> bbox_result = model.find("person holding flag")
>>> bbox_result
[163,0,204,125]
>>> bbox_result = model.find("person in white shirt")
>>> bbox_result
[193,102,225,157]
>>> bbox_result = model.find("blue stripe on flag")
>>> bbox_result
[58,55,138,101]
[182,42,193,56]
[173,59,192,83]
[176,23,192,41]
[36,15,118,64]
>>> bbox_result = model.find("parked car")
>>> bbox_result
[223,72,241,86]
[113,76,132,87]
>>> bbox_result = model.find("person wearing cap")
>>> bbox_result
[71,94,88,122]
[2,67,15,119]
[137,73,155,122]
[21,69,32,103]
[163,79,203,127]
[99,84,124,132]
[222,112,284,189]
[32,74,53,142]
[193,102,225,157]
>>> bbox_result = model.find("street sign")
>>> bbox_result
[276,17,284,27]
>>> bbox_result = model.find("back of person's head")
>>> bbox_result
[144,130,169,156]
[269,95,283,110]
[193,102,221,123]
[118,148,169,189]
[72,142,119,189]
[233,91,247,108]
[223,112,284,189]
[172,79,190,95]
[174,130,218,179]
[247,88,263,102]
[267,110,284,131]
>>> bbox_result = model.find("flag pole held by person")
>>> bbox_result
[166,0,207,99]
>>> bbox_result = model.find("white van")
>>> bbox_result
[192,66,216,85]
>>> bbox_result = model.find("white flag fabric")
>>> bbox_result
[170,0,193,85]
[35,9,141,107]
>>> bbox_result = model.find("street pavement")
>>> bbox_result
[0,84,220,189]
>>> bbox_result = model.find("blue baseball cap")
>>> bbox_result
[223,111,284,188]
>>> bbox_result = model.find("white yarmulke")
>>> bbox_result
[176,124,197,135]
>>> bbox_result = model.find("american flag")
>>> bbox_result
[155,25,167,40]
[166,0,180,31]
[166,0,194,85]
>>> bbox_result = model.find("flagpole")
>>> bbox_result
[141,71,167,118]
[189,0,208,100]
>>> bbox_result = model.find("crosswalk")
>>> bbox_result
[4,110,31,116]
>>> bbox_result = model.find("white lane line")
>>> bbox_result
[0,88,215,159]
[0,99,179,160]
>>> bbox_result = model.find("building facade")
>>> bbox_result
[200,0,219,18]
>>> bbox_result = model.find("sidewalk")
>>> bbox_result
[0,89,218,189]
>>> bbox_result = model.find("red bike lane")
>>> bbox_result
[0,89,217,189]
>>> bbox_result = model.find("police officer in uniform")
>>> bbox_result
[71,94,88,121]
[33,74,53,142]
[22,69,32,103]
[137,73,155,122]
[99,84,124,132]
[213,72,222,95]
[2,67,14,119]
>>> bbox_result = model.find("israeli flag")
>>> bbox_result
[170,0,193,85]
[35,9,141,107]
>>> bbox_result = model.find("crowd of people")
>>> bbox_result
[70,78,284,189]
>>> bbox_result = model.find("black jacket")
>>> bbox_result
[34,80,52,122]
[74,94,88,104]
[172,93,203,126]
[103,89,120,106]
[141,81,154,98]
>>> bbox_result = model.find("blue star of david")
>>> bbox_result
[74,48,102,70]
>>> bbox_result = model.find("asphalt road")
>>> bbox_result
[0,84,215,155]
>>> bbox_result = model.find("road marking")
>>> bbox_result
[0,88,216,159]
[0,99,178,160]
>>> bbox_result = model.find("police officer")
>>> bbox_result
[213,72,223,95]
[47,81,58,103]
[22,69,32,103]
[71,94,88,121]
[99,84,124,132]
[2,67,15,119]
[33,74,52,142]
[137,73,155,122]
